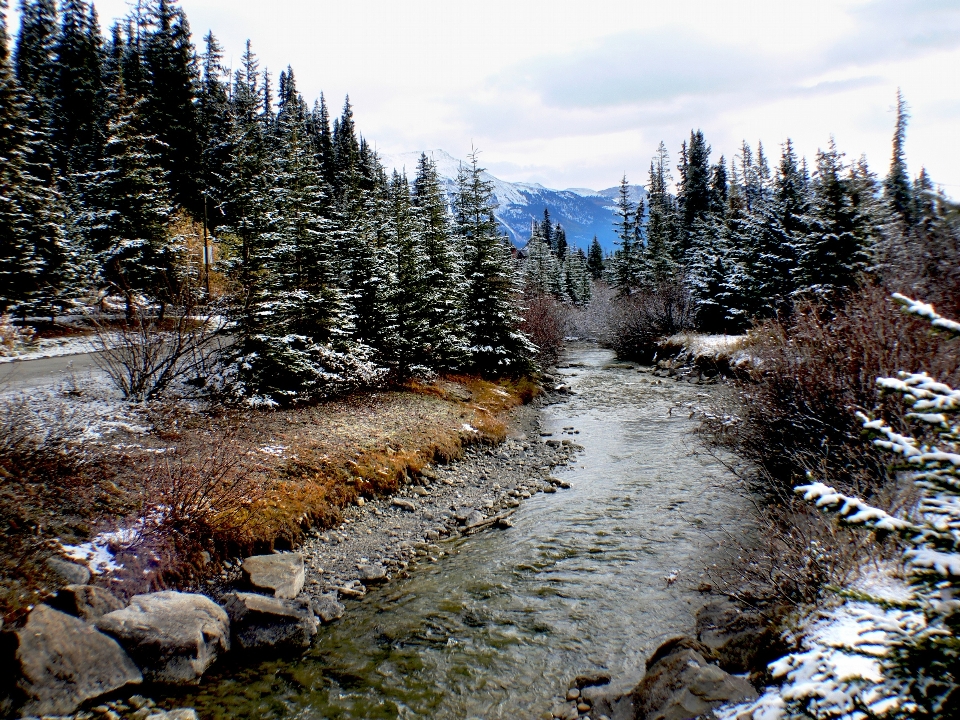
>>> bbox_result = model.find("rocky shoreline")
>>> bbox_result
[1,387,588,720]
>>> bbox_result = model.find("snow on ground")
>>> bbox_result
[664,332,752,364]
[718,565,914,720]
[59,513,165,574]
[0,332,113,363]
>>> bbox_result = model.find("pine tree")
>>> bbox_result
[141,0,201,215]
[412,152,467,369]
[611,175,640,294]
[587,236,604,280]
[555,223,567,259]
[387,170,433,375]
[86,80,175,317]
[218,41,271,315]
[197,31,230,231]
[50,0,105,173]
[454,150,532,373]
[677,129,712,256]
[542,207,553,250]
[642,143,679,286]
[795,140,869,298]
[885,89,913,227]
[13,0,57,122]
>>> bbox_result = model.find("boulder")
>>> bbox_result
[312,593,345,624]
[45,557,91,586]
[49,584,125,622]
[632,640,757,720]
[221,592,317,650]
[5,604,141,716]
[145,710,199,720]
[357,564,388,585]
[96,591,229,685]
[392,498,417,512]
[241,553,305,599]
[696,600,782,673]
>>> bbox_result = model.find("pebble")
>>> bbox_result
[566,687,580,701]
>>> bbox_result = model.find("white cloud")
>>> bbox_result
[9,0,960,193]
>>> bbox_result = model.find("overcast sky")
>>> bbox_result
[11,0,960,193]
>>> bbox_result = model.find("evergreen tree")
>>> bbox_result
[885,89,913,227]
[197,31,230,230]
[795,140,869,298]
[412,152,467,369]
[642,143,679,286]
[542,207,553,249]
[454,151,532,372]
[86,81,175,317]
[13,0,57,121]
[587,236,604,280]
[141,0,201,214]
[0,0,76,317]
[677,129,712,255]
[555,223,567,259]
[386,170,432,375]
[50,0,104,172]
[611,175,640,294]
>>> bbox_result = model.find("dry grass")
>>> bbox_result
[0,374,537,621]
[215,375,537,553]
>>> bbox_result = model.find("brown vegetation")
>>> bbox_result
[709,284,960,497]
[0,374,537,623]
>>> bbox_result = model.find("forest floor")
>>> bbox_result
[0,372,540,625]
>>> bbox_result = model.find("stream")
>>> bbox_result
[174,344,749,719]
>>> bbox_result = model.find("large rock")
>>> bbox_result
[241,553,305,599]
[312,593,345,624]
[96,591,229,685]
[222,592,317,650]
[49,584,125,622]
[45,557,91,586]
[632,639,757,720]
[696,600,783,674]
[5,604,141,716]
[357,564,388,585]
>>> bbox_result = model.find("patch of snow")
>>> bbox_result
[0,333,103,363]
[259,444,289,457]
[461,423,478,433]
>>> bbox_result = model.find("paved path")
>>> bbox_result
[0,351,103,390]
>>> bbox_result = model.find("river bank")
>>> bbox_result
[5,343,777,720]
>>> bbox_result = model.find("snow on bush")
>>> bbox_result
[725,294,960,720]
[0,314,35,356]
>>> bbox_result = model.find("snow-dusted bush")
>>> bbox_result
[0,314,35,355]
[214,335,385,407]
[732,294,960,719]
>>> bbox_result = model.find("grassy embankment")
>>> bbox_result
[0,374,539,624]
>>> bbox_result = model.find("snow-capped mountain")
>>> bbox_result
[379,149,646,252]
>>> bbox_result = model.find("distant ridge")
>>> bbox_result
[379,150,645,252]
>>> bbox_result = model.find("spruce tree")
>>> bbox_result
[642,143,679,286]
[611,175,640,294]
[677,129,712,256]
[454,151,532,373]
[412,152,467,369]
[885,89,913,227]
[542,207,553,250]
[51,0,105,173]
[87,80,175,317]
[197,31,230,230]
[795,140,869,298]
[142,0,201,215]
[587,236,604,280]
[13,0,57,121]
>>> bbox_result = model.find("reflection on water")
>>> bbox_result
[174,345,747,719]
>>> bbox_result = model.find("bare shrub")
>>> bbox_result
[520,292,566,368]
[709,283,960,496]
[563,281,618,341]
[0,392,91,479]
[142,431,268,550]
[608,281,694,362]
[91,289,224,401]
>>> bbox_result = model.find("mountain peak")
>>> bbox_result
[378,149,645,251]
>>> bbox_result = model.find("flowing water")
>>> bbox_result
[176,344,748,719]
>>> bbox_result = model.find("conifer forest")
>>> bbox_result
[1,1,960,719]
